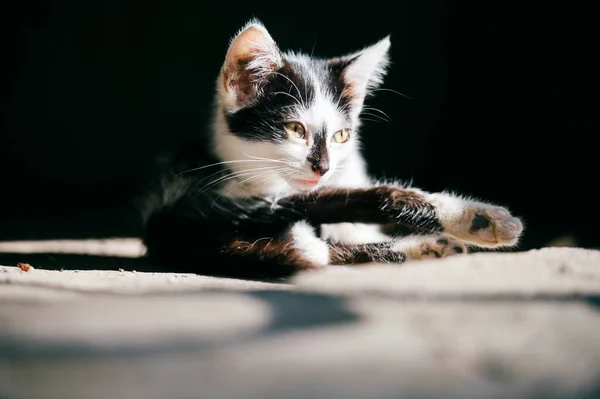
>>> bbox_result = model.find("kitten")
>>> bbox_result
[140,19,524,278]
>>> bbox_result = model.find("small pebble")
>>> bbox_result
[17,263,34,272]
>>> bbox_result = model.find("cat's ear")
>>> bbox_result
[219,19,283,111]
[332,36,391,116]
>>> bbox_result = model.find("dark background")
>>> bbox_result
[1,1,598,250]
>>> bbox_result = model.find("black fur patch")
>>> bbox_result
[453,246,464,253]
[225,61,313,142]
[383,187,444,232]
[307,125,330,174]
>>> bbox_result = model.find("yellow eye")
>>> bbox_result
[285,121,306,139]
[332,128,350,143]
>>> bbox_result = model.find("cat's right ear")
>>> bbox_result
[218,19,283,111]
[329,36,391,119]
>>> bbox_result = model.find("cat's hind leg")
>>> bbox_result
[328,235,466,265]
[220,220,330,277]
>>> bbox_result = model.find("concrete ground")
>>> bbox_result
[1,240,600,399]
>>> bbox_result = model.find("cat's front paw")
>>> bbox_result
[448,204,523,248]
[468,207,523,246]
[428,194,524,248]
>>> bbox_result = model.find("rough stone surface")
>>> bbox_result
[294,247,600,296]
[1,245,600,399]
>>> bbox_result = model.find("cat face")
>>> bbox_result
[212,19,390,195]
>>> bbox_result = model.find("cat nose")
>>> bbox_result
[307,144,330,177]
[311,162,329,176]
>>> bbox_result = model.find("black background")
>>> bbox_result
[1,0,598,250]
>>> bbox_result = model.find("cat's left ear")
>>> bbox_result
[331,36,391,117]
[219,19,284,111]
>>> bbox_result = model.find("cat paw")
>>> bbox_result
[395,235,467,261]
[467,207,523,246]
[428,194,524,248]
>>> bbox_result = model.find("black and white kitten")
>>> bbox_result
[141,19,524,278]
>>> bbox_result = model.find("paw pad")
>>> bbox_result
[468,208,523,245]
[470,213,491,231]
[416,236,467,260]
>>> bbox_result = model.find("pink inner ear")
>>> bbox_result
[225,27,266,70]
[222,28,263,94]
[226,63,255,105]
[343,83,357,99]
[222,27,280,106]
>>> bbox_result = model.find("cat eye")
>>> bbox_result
[332,128,351,143]
[285,121,306,139]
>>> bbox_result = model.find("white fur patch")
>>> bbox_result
[325,150,372,188]
[211,122,297,198]
[321,223,391,245]
[289,221,329,266]
[344,36,390,91]
[427,193,470,226]
[390,236,427,253]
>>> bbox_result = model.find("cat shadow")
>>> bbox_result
[0,252,289,284]
[0,253,156,273]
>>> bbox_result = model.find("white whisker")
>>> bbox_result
[360,112,390,121]
[195,166,282,197]
[360,117,386,124]
[212,168,287,205]
[193,165,278,190]
[178,159,284,175]
[362,107,392,122]
[371,87,413,100]
[273,71,305,108]
[310,35,318,58]
[272,91,301,107]
[243,153,294,165]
